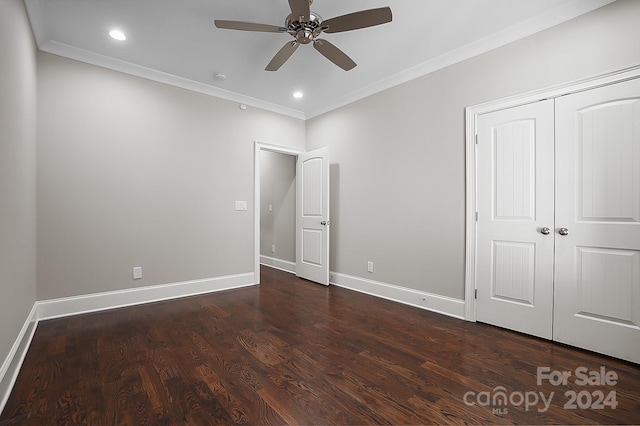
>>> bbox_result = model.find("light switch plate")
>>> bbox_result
[235,200,248,211]
[133,267,142,280]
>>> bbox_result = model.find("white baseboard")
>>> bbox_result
[330,272,466,320]
[0,304,38,414]
[260,255,296,274]
[36,272,256,321]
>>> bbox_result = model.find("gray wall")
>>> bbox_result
[36,53,305,300]
[0,0,37,370]
[306,0,640,299]
[260,150,296,263]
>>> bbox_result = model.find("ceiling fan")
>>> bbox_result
[214,0,392,71]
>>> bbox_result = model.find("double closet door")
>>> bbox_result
[476,77,640,364]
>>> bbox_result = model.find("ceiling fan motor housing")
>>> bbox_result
[286,12,322,44]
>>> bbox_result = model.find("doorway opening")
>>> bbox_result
[259,150,296,272]
[254,142,332,286]
[253,142,304,283]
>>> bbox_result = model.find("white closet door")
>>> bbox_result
[476,100,555,339]
[554,77,640,364]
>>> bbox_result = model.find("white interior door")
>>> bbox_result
[476,100,555,339]
[554,77,640,364]
[296,147,330,285]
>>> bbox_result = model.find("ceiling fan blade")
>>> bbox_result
[313,39,357,71]
[323,7,392,33]
[214,20,286,33]
[288,0,310,22]
[266,41,299,71]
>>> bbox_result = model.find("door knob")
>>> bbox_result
[321,220,330,226]
[558,227,569,236]
[540,227,550,235]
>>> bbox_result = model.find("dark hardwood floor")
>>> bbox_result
[1,266,639,425]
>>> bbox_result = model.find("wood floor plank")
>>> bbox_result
[1,265,639,425]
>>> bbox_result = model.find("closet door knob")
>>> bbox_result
[558,227,569,236]
[540,227,550,235]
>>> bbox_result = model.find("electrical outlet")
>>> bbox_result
[367,261,374,273]
[133,267,142,280]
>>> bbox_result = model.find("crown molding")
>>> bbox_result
[24,0,305,120]
[304,0,616,119]
[40,41,307,120]
[25,0,614,121]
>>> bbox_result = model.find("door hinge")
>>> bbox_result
[474,289,478,299]
[475,134,478,144]
[475,211,478,221]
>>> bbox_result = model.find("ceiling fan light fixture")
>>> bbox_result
[109,29,126,41]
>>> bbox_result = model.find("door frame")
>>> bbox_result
[464,64,640,322]
[254,141,305,284]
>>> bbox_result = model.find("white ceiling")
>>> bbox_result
[25,0,614,119]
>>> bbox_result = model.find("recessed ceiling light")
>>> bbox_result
[293,91,303,99]
[109,29,127,41]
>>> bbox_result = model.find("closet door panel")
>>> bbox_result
[476,100,555,339]
[554,77,640,364]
